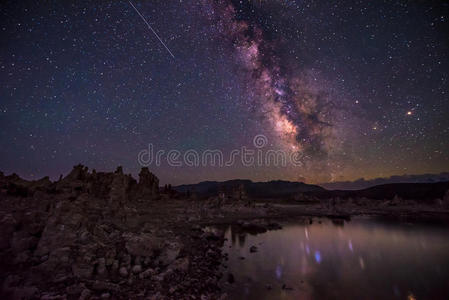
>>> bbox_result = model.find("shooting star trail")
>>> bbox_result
[128,0,175,59]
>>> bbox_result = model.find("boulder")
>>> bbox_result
[132,265,142,274]
[124,233,162,257]
[71,248,95,279]
[138,268,155,279]
[0,214,17,250]
[79,289,91,300]
[96,257,107,277]
[119,266,128,277]
[21,211,46,235]
[111,260,119,275]
[168,257,189,272]
[66,283,86,297]
[92,281,120,292]
[157,241,182,266]
[72,262,94,279]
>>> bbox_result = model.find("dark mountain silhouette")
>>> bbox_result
[175,180,449,202]
[321,172,449,190]
[310,181,449,201]
[174,179,325,199]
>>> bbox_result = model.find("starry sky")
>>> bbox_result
[0,0,448,185]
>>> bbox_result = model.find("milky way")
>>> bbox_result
[197,0,356,179]
[209,2,336,154]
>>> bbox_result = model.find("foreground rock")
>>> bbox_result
[0,165,227,299]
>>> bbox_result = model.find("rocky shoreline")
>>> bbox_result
[0,165,229,299]
[1,166,449,299]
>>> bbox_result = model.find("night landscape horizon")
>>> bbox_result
[1,1,449,299]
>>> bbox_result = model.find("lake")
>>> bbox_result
[221,217,449,300]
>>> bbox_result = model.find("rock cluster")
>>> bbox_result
[0,164,160,204]
[0,165,227,299]
[55,164,160,204]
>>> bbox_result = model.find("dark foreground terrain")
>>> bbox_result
[1,165,449,299]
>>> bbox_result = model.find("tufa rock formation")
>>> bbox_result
[0,165,227,299]
[52,164,159,203]
[135,167,159,201]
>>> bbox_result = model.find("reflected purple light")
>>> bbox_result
[315,251,322,263]
[348,240,353,252]
[275,265,282,279]
[359,256,365,269]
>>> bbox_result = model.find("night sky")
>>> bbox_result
[1,0,448,185]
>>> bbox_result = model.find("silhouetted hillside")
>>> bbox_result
[174,180,325,199]
[175,180,449,202]
[321,172,449,190]
[310,181,449,201]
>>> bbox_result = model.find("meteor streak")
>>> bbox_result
[128,0,175,59]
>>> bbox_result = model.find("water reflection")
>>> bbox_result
[222,217,449,300]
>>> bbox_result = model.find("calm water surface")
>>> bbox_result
[222,217,449,300]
